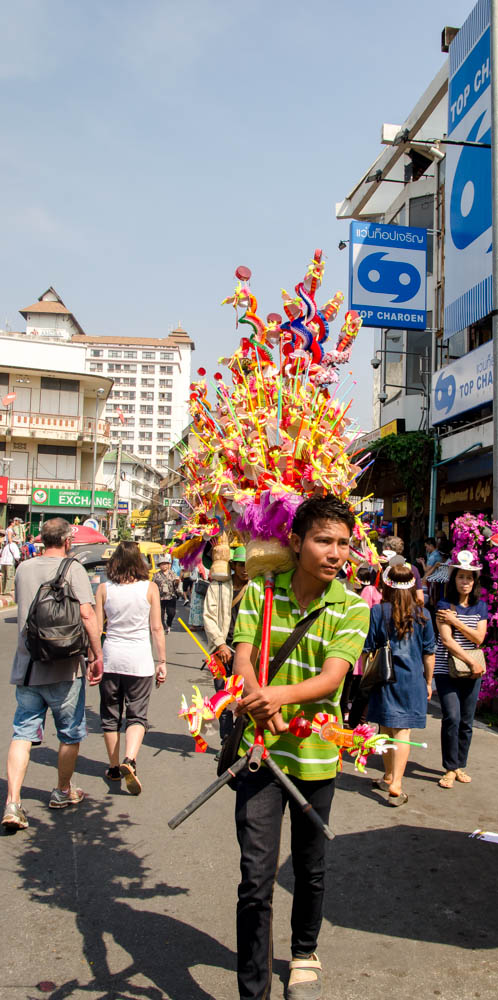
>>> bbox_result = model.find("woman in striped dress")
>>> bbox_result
[434,550,487,789]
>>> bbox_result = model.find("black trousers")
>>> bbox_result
[235,767,335,999]
[160,598,177,628]
[435,673,481,771]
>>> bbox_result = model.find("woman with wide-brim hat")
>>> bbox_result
[434,550,488,788]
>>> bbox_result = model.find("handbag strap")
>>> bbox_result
[266,605,326,685]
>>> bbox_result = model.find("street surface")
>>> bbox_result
[1,608,498,1000]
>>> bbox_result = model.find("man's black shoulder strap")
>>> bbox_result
[267,606,326,685]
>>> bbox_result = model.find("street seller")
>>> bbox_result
[232,495,370,1000]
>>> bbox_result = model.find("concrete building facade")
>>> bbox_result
[0,334,112,530]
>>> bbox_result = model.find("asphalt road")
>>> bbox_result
[1,608,498,1000]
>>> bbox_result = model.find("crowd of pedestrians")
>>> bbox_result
[0,505,490,1000]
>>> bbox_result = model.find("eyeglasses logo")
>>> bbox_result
[357,252,421,304]
[450,112,491,252]
[434,370,456,414]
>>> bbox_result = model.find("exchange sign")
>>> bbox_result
[349,221,427,329]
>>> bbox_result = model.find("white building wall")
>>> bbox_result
[25,313,80,340]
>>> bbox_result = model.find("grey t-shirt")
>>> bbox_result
[10,556,95,686]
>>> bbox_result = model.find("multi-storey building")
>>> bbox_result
[0,333,112,530]
[13,287,195,471]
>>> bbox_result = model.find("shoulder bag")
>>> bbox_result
[216,604,326,778]
[359,605,396,697]
[447,605,486,678]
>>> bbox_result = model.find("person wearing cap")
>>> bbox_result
[434,550,487,788]
[363,557,435,806]
[203,546,248,749]
[154,555,181,632]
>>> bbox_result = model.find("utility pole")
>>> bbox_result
[111,439,122,539]
[90,388,105,519]
[491,0,498,517]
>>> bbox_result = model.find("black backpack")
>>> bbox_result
[25,556,88,665]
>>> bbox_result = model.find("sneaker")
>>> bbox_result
[49,783,85,809]
[183,599,189,605]
[287,953,322,999]
[2,801,29,830]
[119,757,142,796]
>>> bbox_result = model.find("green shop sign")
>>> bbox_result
[32,488,115,509]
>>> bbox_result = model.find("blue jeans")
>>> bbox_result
[434,673,481,771]
[235,767,335,1000]
[12,678,87,744]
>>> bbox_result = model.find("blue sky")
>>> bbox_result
[1,0,476,431]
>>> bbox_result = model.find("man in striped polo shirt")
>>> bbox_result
[232,495,370,1000]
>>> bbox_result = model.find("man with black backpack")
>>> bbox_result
[2,517,104,831]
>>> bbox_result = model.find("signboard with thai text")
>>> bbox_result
[349,221,427,329]
[431,339,492,424]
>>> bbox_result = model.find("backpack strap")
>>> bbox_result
[53,555,79,587]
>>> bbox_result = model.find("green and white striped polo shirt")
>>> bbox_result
[233,570,370,780]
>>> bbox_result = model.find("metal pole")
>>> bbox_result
[111,438,122,539]
[491,0,498,518]
[90,393,98,518]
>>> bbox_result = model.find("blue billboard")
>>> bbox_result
[431,339,493,424]
[444,0,491,339]
[349,221,427,329]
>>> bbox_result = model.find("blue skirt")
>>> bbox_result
[367,653,427,729]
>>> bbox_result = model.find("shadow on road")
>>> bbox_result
[278,823,498,950]
[15,796,235,999]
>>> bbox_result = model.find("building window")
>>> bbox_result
[37,444,77,480]
[140,405,154,414]
[141,379,155,387]
[142,351,155,359]
[108,351,122,358]
[141,392,154,400]
[406,321,432,396]
[141,365,155,373]
[140,418,153,427]
[160,352,174,360]
[383,331,403,405]
[40,377,79,416]
[91,349,103,357]
[90,363,103,372]
[159,379,173,388]
[124,351,137,358]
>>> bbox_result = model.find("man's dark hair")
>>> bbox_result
[425,537,437,547]
[107,541,149,584]
[41,517,72,549]
[291,495,355,541]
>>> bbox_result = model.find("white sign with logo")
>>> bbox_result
[444,0,491,340]
[349,221,427,329]
[83,517,99,530]
[431,339,493,424]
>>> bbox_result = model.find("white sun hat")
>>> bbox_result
[449,549,482,572]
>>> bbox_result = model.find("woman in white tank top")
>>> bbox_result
[96,542,166,795]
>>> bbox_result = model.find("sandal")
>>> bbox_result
[287,953,322,999]
[105,766,121,781]
[119,758,142,796]
[456,769,472,783]
[372,778,391,791]
[439,770,456,788]
[388,791,408,807]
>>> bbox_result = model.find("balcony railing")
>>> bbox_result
[0,410,111,441]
